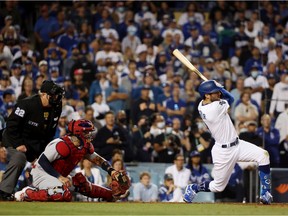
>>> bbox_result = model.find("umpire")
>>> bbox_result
[0,80,64,200]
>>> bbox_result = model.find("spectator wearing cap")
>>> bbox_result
[158,173,183,202]
[244,63,269,107]
[37,60,49,80]
[22,60,37,80]
[95,38,117,72]
[184,25,203,52]
[269,71,288,119]
[56,22,78,52]
[131,85,157,125]
[17,77,34,101]
[49,66,61,83]
[0,35,13,68]
[156,13,172,32]
[197,31,218,58]
[135,44,148,73]
[154,51,168,82]
[165,84,186,122]
[0,80,63,201]
[121,25,141,56]
[254,31,269,55]
[186,150,211,185]
[105,73,128,114]
[0,74,13,95]
[257,114,280,167]
[243,46,262,76]
[73,68,89,105]
[0,15,13,36]
[157,82,171,120]
[10,63,24,98]
[13,39,33,65]
[34,5,56,53]
[162,19,184,44]
[151,24,163,46]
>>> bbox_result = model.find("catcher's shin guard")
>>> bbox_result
[72,172,113,201]
[16,186,72,202]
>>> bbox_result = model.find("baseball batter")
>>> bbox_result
[183,80,272,204]
[14,119,130,202]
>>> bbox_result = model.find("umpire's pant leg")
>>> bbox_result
[0,147,26,194]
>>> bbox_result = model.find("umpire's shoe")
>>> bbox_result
[260,191,273,205]
[183,184,197,203]
[0,190,14,201]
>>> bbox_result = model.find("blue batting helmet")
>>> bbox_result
[198,80,223,98]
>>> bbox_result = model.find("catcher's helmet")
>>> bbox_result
[68,119,96,143]
[198,80,223,98]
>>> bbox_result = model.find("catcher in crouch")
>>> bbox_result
[14,119,130,202]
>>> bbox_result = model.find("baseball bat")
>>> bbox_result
[172,49,208,81]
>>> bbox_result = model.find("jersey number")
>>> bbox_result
[15,107,25,117]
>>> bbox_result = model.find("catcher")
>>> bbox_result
[14,119,130,202]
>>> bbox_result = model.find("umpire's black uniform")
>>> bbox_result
[0,81,63,199]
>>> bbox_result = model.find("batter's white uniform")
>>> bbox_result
[198,99,269,192]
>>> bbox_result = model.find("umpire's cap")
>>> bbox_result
[198,80,223,98]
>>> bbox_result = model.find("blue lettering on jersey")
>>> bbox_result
[219,101,226,105]
[199,110,206,119]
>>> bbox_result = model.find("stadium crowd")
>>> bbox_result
[1,0,288,202]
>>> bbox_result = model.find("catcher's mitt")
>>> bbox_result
[110,170,131,198]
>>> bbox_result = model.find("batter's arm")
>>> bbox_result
[220,88,234,106]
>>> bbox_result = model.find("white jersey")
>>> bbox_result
[198,99,238,145]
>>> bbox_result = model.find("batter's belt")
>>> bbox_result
[221,138,239,148]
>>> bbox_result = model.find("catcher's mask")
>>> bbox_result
[40,80,64,106]
[67,119,96,144]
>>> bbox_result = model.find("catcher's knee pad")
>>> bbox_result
[258,149,270,166]
[72,172,113,201]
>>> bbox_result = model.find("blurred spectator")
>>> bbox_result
[181,79,200,115]
[197,31,218,58]
[62,44,79,77]
[91,93,110,126]
[244,63,269,107]
[186,151,211,185]
[62,76,79,106]
[73,68,89,105]
[171,118,190,154]
[158,173,183,202]
[0,1,21,27]
[34,4,56,53]
[162,19,184,45]
[0,35,13,68]
[156,82,171,120]
[275,98,288,141]
[257,114,280,167]
[261,74,277,114]
[37,60,49,80]
[0,89,15,119]
[134,2,157,27]
[132,115,153,162]
[165,154,191,192]
[49,9,69,41]
[21,60,37,80]
[178,2,204,26]
[184,26,203,54]
[254,32,269,55]
[133,171,158,202]
[234,91,259,133]
[88,71,109,104]
[93,111,127,161]
[101,20,119,41]
[57,21,78,51]
[165,85,186,122]
[121,24,141,56]
[269,71,288,119]
[9,63,24,98]
[0,146,8,174]
[54,110,67,139]
[131,85,156,126]
[230,77,245,120]
[75,159,103,202]
[17,77,34,101]
[13,40,33,65]
[243,46,262,76]
[95,39,117,72]
[279,135,288,168]
[105,73,128,114]
[83,106,102,131]
[94,8,115,31]
[239,121,263,147]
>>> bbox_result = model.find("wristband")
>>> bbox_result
[101,161,115,175]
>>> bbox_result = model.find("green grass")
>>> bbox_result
[1,202,288,215]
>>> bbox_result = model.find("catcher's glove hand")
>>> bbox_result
[110,170,131,199]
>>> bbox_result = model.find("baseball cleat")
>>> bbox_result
[260,191,273,205]
[183,184,197,203]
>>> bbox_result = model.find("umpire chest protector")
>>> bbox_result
[52,135,94,177]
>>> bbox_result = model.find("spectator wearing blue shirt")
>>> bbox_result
[57,22,78,52]
[157,82,171,120]
[34,5,56,53]
[257,114,280,167]
[105,74,128,114]
[165,84,186,122]
[158,173,183,202]
[49,9,69,41]
[186,150,211,185]
[243,46,263,76]
[182,18,202,40]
